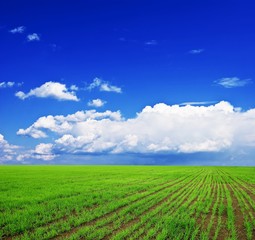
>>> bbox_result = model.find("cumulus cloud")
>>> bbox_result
[15,81,79,101]
[189,49,204,54]
[27,33,40,42]
[0,134,19,162]
[215,77,252,88]
[88,77,122,93]
[33,143,55,160]
[9,26,25,34]
[88,98,106,107]
[17,101,255,155]
[0,133,56,162]
[16,143,56,161]
[17,109,122,138]
[17,128,48,139]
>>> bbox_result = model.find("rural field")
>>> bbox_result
[0,166,255,240]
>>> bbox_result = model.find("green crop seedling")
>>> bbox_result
[0,166,255,239]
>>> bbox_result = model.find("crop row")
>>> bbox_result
[1,166,255,240]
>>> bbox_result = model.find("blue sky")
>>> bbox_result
[0,0,255,165]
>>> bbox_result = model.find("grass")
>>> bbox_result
[0,166,255,239]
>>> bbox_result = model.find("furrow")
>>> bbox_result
[220,170,255,218]
[154,172,211,239]
[50,172,200,240]
[101,171,205,240]
[226,183,246,240]
[2,176,166,238]
[202,173,221,239]
[7,175,180,240]
[226,179,255,239]
[216,172,230,240]
[134,172,208,240]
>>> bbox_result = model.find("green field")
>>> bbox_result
[0,166,255,240]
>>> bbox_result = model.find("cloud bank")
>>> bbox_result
[15,81,79,101]
[17,101,255,160]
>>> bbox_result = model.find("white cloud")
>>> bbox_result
[88,77,122,93]
[0,81,23,88]
[0,134,19,162]
[15,81,79,101]
[17,109,122,138]
[17,127,48,139]
[0,133,56,162]
[27,33,40,42]
[17,101,255,155]
[189,49,204,54]
[34,143,55,160]
[215,77,252,88]
[16,143,56,161]
[9,26,25,34]
[0,81,15,88]
[100,83,122,93]
[87,77,101,90]
[70,85,78,91]
[145,40,157,45]
[88,98,106,107]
